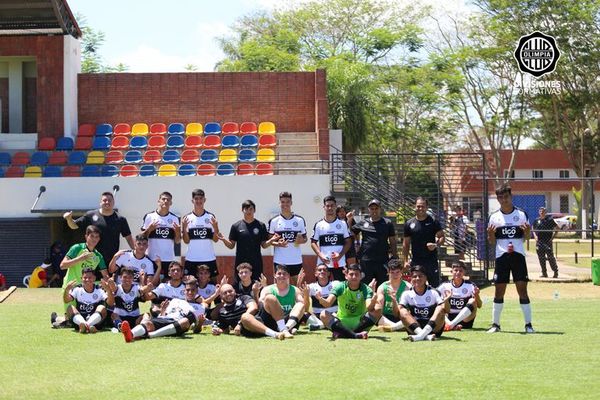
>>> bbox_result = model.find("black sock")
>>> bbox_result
[329,318,356,338]
[354,312,378,333]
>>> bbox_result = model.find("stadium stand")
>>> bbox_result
[166,135,185,149]
[86,151,105,165]
[185,123,203,136]
[120,165,139,177]
[147,135,166,149]
[24,166,42,177]
[48,151,68,165]
[162,149,181,163]
[67,151,86,165]
[95,123,113,136]
[200,149,218,162]
[5,166,24,178]
[222,122,239,135]
[178,164,196,176]
[257,148,275,162]
[92,136,111,151]
[114,123,131,136]
[139,165,157,176]
[30,152,49,166]
[238,148,257,162]
[258,121,276,135]
[105,150,124,164]
[237,163,254,175]
[101,165,120,177]
[143,149,162,163]
[204,122,221,135]
[129,136,148,149]
[168,123,185,135]
[259,134,277,148]
[240,134,258,148]
[11,152,30,165]
[181,149,200,163]
[184,135,202,149]
[43,166,62,177]
[255,163,274,175]
[74,136,92,151]
[62,165,81,177]
[197,164,216,176]
[240,122,258,134]
[0,152,11,166]
[124,150,143,163]
[158,164,177,177]
[221,135,240,148]
[219,149,237,163]
[131,123,149,136]
[150,123,167,135]
[203,135,221,148]
[38,137,56,151]
[81,165,101,177]
[78,124,95,137]
[111,135,130,149]
[216,163,235,176]
[56,137,75,151]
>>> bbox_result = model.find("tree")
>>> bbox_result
[78,15,129,73]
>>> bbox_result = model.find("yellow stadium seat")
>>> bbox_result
[86,150,105,165]
[256,148,275,162]
[131,123,149,136]
[258,121,276,135]
[186,123,203,136]
[218,148,238,163]
[24,166,42,177]
[158,164,177,177]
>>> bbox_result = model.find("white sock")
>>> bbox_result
[415,324,433,340]
[413,327,423,336]
[390,321,405,331]
[148,324,177,338]
[285,319,297,330]
[131,325,146,338]
[265,328,277,338]
[73,314,86,326]
[492,302,504,326]
[86,312,102,327]
[307,314,324,328]
[451,307,472,327]
[520,303,532,324]
[276,319,287,332]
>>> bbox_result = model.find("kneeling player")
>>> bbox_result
[240,264,304,340]
[374,258,411,332]
[63,268,115,333]
[121,276,205,342]
[316,264,381,339]
[399,265,448,341]
[437,261,482,331]
[210,284,258,335]
[111,268,154,331]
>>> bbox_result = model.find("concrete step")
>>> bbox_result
[0,133,38,150]
[278,153,321,161]
[278,145,319,155]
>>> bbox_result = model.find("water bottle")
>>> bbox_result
[508,242,514,253]
[553,290,560,300]
[331,252,340,269]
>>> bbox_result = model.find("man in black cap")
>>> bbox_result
[532,207,559,278]
[351,199,397,286]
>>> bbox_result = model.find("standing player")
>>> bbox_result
[268,192,308,284]
[182,189,221,280]
[398,265,448,342]
[210,284,259,336]
[141,192,181,280]
[316,264,381,339]
[310,195,352,281]
[487,183,534,333]
[437,261,482,331]
[374,258,411,332]
[403,197,445,287]
[108,234,157,285]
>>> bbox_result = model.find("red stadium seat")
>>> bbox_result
[148,135,166,149]
[255,163,274,175]
[11,152,30,166]
[5,166,24,177]
[181,149,200,163]
[150,123,167,135]
[74,136,93,150]
[120,165,139,177]
[203,135,221,148]
[38,137,56,151]
[143,149,162,163]
[184,135,203,149]
[48,151,68,166]
[111,135,130,149]
[105,150,124,164]
[113,123,131,136]
[62,165,81,177]
[258,134,277,148]
[78,124,95,137]
[240,122,257,135]
[222,122,239,135]
[197,164,216,176]
[237,163,255,176]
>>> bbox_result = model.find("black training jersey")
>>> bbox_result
[403,215,442,260]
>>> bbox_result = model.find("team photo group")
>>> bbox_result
[52,182,533,342]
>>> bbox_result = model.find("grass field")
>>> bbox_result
[528,239,600,269]
[1,283,600,400]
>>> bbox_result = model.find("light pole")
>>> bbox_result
[581,129,590,239]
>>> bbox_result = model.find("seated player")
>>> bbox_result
[121,276,205,342]
[145,261,186,317]
[108,234,157,286]
[210,284,258,336]
[300,264,339,331]
[399,265,449,341]
[196,264,220,306]
[316,264,381,339]
[240,264,304,340]
[63,268,115,333]
[234,263,265,302]
[437,261,482,331]
[111,268,155,331]
[373,258,411,332]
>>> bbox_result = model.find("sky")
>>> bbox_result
[67,0,471,72]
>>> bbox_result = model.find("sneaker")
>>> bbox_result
[332,331,341,340]
[425,334,436,341]
[308,324,321,331]
[355,331,368,340]
[553,272,559,278]
[378,325,393,332]
[78,323,89,334]
[408,334,424,342]
[121,320,133,343]
[282,330,294,339]
[525,323,535,334]
[50,312,57,324]
[487,324,501,333]
[88,325,98,334]
[539,273,548,278]
[290,328,298,335]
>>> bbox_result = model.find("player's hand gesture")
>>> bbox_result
[181,216,189,231]
[100,278,110,291]
[487,224,496,239]
[148,219,159,232]
[65,279,77,291]
[474,286,480,297]
[368,278,377,292]
[387,285,397,299]
[346,210,355,221]
[426,242,437,251]
[160,299,170,315]
[443,289,452,303]
[259,273,267,288]
[315,290,323,301]
[297,268,305,287]
[210,216,219,230]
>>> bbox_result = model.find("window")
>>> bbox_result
[559,195,569,214]
[559,170,569,179]
[504,170,515,178]
[532,170,543,179]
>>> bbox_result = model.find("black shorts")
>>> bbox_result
[493,252,528,284]
[329,267,346,281]
[118,315,141,327]
[448,312,474,329]
[286,263,303,277]
[411,258,440,287]
[185,260,218,278]
[240,305,280,338]
[150,317,177,331]
[384,313,400,323]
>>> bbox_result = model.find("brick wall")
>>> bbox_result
[78,71,324,135]
[0,36,64,138]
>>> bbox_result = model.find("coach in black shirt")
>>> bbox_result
[352,199,397,285]
[402,197,445,286]
[209,284,258,335]
[532,207,559,278]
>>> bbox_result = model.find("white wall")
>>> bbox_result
[63,36,81,138]
[0,174,331,256]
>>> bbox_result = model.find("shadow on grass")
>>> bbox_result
[326,335,391,342]
[500,330,565,335]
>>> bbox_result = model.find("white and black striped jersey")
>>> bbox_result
[141,211,180,262]
[69,285,107,317]
[308,280,339,314]
[183,210,217,262]
[268,213,307,265]
[152,281,186,303]
[113,284,142,317]
[311,218,350,268]
[164,298,205,323]
[488,207,529,258]
[114,250,156,284]
[399,286,443,323]
[437,280,477,314]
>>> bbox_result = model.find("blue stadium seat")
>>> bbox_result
[216,163,235,176]
[30,151,49,166]
[101,165,120,177]
[129,136,148,149]
[95,123,113,136]
[81,165,101,177]
[238,148,257,162]
[240,134,258,148]
[168,123,185,135]
[67,151,87,165]
[200,149,218,163]
[221,135,240,148]
[139,165,157,177]
[204,122,221,135]
[92,136,111,151]
[0,167,4,177]
[0,152,11,166]
[124,150,143,163]
[162,149,181,163]
[166,135,185,149]
[178,164,196,176]
[56,137,74,151]
[42,166,62,177]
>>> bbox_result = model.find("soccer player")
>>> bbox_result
[403,197,445,287]
[234,262,265,301]
[111,267,154,331]
[144,261,186,317]
[437,261,482,331]
[316,264,381,339]
[63,268,115,333]
[182,189,221,280]
[301,264,339,331]
[311,195,352,282]
[108,234,157,285]
[398,265,448,342]
[121,276,206,342]
[374,258,411,332]
[487,183,534,333]
[351,199,398,286]
[268,191,308,284]
[240,264,304,339]
[210,284,258,336]
[141,192,181,280]
[219,200,272,281]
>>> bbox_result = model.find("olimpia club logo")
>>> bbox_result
[514,31,560,77]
